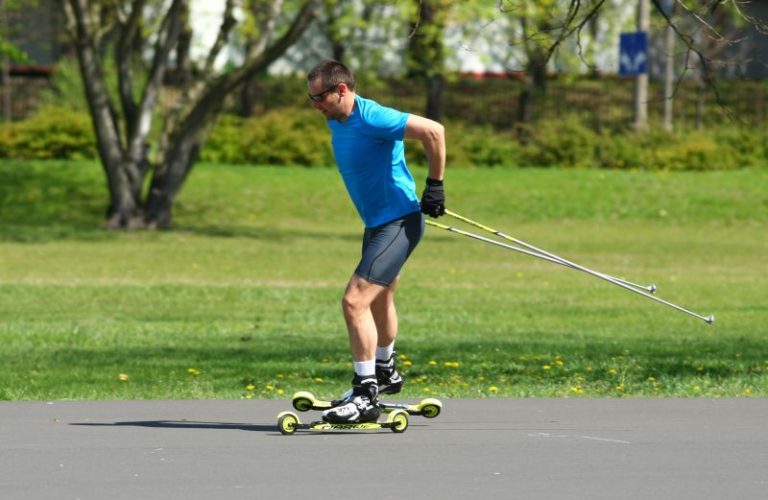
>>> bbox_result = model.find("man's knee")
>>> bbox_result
[341,292,363,316]
[343,275,385,316]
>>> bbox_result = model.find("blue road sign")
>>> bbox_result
[619,32,648,76]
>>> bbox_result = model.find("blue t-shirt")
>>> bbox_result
[328,95,420,228]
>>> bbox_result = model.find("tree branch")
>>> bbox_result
[247,0,284,58]
[651,0,736,122]
[542,0,606,66]
[203,0,239,76]
[126,0,185,165]
[159,0,320,166]
[115,0,145,138]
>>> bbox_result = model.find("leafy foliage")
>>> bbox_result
[202,110,334,167]
[2,104,765,170]
[0,106,96,159]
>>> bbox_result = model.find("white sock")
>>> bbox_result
[376,342,395,362]
[353,359,376,377]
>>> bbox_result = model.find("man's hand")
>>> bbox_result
[420,178,445,218]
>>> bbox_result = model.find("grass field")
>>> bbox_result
[1,160,766,400]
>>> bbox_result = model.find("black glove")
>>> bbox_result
[420,177,445,218]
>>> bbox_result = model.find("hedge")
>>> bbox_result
[1,106,765,170]
[0,106,96,160]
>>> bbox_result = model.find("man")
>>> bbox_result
[307,60,446,424]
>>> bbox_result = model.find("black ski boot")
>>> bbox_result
[322,375,380,423]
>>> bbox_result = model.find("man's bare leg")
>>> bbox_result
[370,277,403,394]
[342,274,387,363]
[371,276,399,350]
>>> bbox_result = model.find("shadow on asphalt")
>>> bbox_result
[70,420,424,435]
[71,421,277,432]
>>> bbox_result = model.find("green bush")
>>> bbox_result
[710,127,767,169]
[515,117,766,171]
[2,103,764,171]
[595,131,645,169]
[519,116,598,168]
[602,127,766,171]
[0,107,96,160]
[202,110,334,166]
[448,122,519,167]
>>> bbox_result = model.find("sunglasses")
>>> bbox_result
[307,84,338,102]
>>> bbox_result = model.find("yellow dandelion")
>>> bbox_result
[188,368,201,376]
[403,360,413,367]
[277,389,284,396]
[246,384,256,391]
[444,361,460,368]
[570,386,584,394]
[118,373,129,382]
[608,368,618,375]
[276,374,285,379]
[265,385,274,392]
[543,365,551,371]
[488,386,499,393]
[399,354,408,361]
[616,384,625,391]
[245,394,254,399]
[555,359,564,367]
[428,360,437,366]
[313,377,324,383]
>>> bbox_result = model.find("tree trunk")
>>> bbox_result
[0,0,10,121]
[407,0,446,121]
[696,84,705,129]
[72,32,142,228]
[425,73,444,122]
[517,50,547,125]
[144,142,199,229]
[238,77,258,117]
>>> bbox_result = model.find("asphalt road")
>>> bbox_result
[1,398,766,500]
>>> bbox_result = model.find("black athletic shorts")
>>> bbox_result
[355,211,425,287]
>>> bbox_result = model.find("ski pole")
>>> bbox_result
[445,209,657,294]
[426,218,714,325]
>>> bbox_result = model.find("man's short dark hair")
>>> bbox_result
[308,60,356,91]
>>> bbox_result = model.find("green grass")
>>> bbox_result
[1,160,766,400]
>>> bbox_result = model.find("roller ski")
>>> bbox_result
[291,390,442,418]
[277,409,409,435]
[293,356,442,419]
[277,375,409,435]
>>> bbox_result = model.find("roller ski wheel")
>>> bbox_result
[388,409,409,434]
[413,398,442,419]
[292,391,327,412]
[378,398,442,418]
[276,410,409,435]
[291,391,442,418]
[277,411,300,436]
